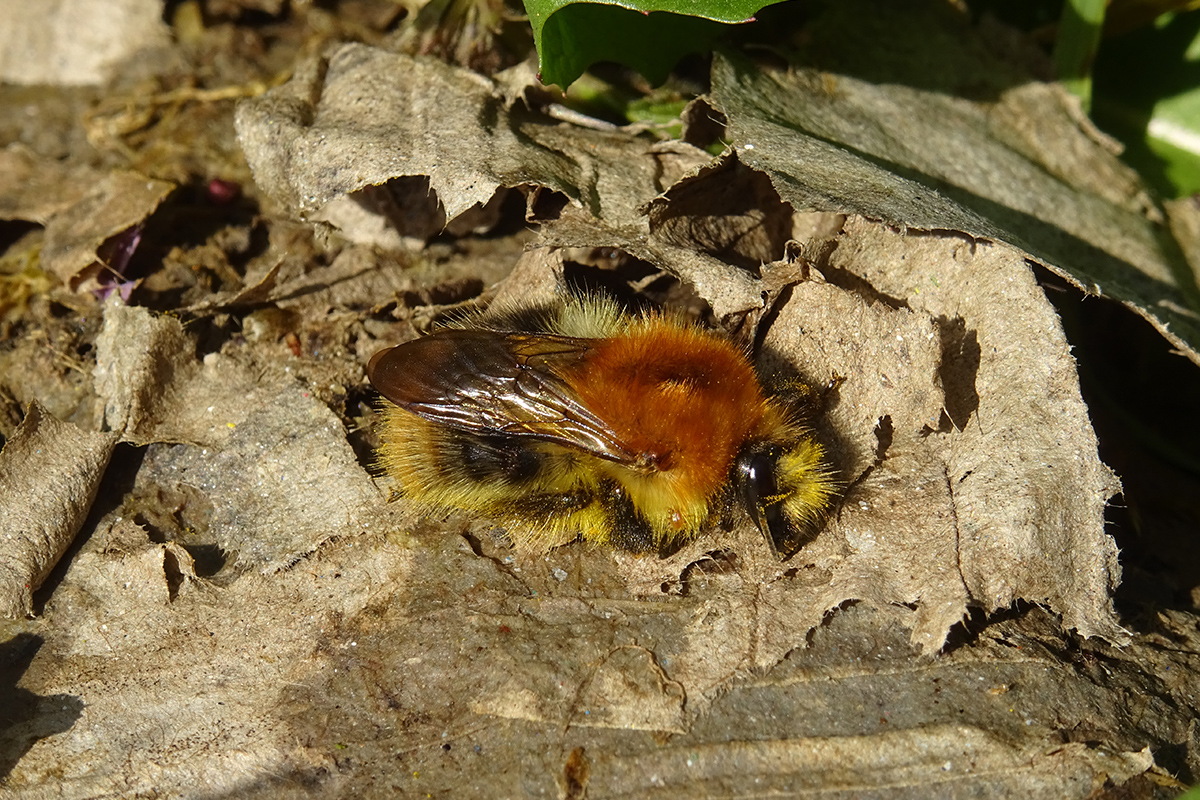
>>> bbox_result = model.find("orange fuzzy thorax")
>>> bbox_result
[566,319,772,528]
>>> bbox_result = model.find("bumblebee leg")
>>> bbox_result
[596,480,659,555]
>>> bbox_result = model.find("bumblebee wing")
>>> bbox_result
[368,329,636,463]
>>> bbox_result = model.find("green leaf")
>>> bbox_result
[524,0,772,88]
[1092,8,1200,198]
[1147,83,1200,196]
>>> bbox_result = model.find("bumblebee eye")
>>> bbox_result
[736,443,793,559]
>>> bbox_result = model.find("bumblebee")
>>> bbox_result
[367,295,835,559]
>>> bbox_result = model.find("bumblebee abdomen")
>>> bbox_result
[376,404,664,553]
[452,431,544,484]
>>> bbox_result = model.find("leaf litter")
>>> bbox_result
[1,1,1198,797]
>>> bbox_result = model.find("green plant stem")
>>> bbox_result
[1055,0,1107,111]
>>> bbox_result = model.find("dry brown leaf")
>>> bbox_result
[1167,196,1200,293]
[233,45,775,312]
[4,538,1172,798]
[827,220,1125,643]
[235,45,541,221]
[0,144,102,224]
[40,171,174,287]
[93,300,385,570]
[0,0,170,86]
[234,44,705,227]
[0,401,117,618]
[93,299,211,445]
[644,156,794,271]
[708,52,1200,366]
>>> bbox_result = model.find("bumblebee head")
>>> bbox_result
[735,437,835,560]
